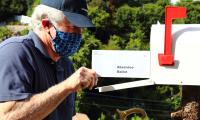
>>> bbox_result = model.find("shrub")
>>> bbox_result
[0,26,12,42]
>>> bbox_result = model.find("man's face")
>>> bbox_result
[50,17,81,37]
[40,17,82,60]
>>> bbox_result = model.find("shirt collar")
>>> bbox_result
[28,30,50,59]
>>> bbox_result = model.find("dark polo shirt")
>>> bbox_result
[0,31,76,120]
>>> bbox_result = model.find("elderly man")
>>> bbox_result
[0,0,97,120]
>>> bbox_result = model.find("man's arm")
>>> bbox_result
[0,81,71,120]
[0,67,97,120]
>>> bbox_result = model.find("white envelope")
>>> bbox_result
[92,50,150,78]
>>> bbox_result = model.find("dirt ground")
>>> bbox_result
[6,25,28,33]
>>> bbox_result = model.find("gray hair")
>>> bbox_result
[29,4,65,31]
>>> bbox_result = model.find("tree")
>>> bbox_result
[26,0,40,16]
[0,0,32,21]
[0,26,12,41]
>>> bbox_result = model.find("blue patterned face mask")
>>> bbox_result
[51,27,82,57]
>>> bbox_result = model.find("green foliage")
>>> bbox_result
[126,38,142,50]
[0,0,40,20]
[97,113,106,120]
[103,35,123,50]
[125,30,146,50]
[18,29,29,36]
[131,114,150,120]
[115,5,139,30]
[88,6,110,28]
[156,0,170,6]
[75,90,85,112]
[0,0,30,21]
[88,0,107,9]
[26,0,40,16]
[7,21,21,25]
[111,0,157,8]
[163,86,182,110]
[176,1,200,24]
[0,26,12,42]
[139,3,165,40]
[71,29,102,69]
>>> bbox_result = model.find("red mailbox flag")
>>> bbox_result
[158,6,187,66]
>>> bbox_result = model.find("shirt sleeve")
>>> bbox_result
[0,41,34,102]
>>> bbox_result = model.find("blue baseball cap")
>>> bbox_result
[41,0,94,28]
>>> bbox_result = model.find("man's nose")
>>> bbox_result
[67,26,82,34]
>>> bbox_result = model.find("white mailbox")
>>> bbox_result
[92,24,200,92]
[151,24,200,85]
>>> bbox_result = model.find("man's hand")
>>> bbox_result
[66,67,98,91]
[73,113,90,120]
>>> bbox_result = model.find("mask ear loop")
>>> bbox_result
[48,31,53,39]
[48,23,57,39]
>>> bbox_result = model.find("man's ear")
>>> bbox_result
[41,19,50,28]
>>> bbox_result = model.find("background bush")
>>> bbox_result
[0,0,35,21]
[0,26,12,41]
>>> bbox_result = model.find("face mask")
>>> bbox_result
[51,27,82,57]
